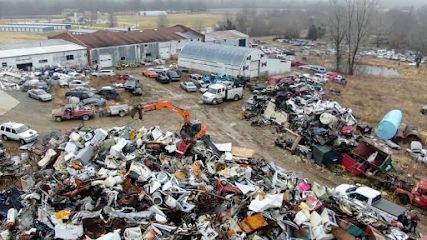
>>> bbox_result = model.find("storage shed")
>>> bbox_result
[178,42,267,78]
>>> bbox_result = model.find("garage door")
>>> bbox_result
[250,60,260,78]
[99,54,113,68]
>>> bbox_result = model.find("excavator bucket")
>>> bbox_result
[130,107,143,120]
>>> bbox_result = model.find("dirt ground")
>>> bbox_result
[1,67,426,234]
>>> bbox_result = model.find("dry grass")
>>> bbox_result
[117,14,223,29]
[0,32,48,43]
[325,59,427,176]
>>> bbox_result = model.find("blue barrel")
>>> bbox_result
[375,110,403,140]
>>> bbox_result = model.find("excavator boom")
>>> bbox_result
[132,101,206,142]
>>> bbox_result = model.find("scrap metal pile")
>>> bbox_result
[243,74,358,158]
[0,124,409,239]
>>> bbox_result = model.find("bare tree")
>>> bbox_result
[157,15,169,28]
[344,0,377,75]
[328,0,346,72]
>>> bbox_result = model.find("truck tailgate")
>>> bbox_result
[373,198,405,217]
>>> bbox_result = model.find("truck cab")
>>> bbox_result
[202,83,243,105]
[395,180,427,208]
[333,184,406,223]
[52,104,95,122]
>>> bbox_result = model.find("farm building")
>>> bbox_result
[51,25,204,68]
[8,23,72,31]
[178,42,267,78]
[205,30,249,47]
[0,39,88,70]
[137,11,167,16]
[0,25,54,33]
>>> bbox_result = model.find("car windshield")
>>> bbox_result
[16,125,29,133]
[207,88,217,94]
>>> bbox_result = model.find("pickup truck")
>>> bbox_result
[333,184,406,223]
[52,104,96,122]
[202,83,243,104]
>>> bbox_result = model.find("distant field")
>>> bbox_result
[117,14,223,30]
[0,33,47,43]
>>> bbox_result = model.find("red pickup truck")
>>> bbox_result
[52,104,95,122]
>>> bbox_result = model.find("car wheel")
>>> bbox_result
[398,193,410,205]
[20,139,26,145]
[2,135,7,141]
[119,110,126,117]
[55,117,62,122]
[422,109,427,115]
[82,115,90,121]
[212,99,218,105]
[234,95,240,101]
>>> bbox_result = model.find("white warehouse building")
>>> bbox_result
[0,39,87,70]
[178,42,267,78]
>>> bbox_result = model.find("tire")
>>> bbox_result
[233,95,240,101]
[20,139,26,145]
[82,115,90,121]
[119,110,126,117]
[2,135,7,141]
[55,117,62,122]
[398,193,410,205]
[212,99,218,105]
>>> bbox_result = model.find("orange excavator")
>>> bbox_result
[130,101,206,142]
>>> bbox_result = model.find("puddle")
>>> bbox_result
[357,65,400,77]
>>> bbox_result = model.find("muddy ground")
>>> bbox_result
[1,68,426,235]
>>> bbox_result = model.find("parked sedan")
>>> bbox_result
[69,80,88,89]
[180,81,197,92]
[96,86,119,100]
[156,73,170,84]
[28,89,52,101]
[148,65,169,73]
[79,97,106,107]
[166,71,180,81]
[143,70,158,78]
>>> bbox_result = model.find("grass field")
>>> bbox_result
[117,13,223,30]
[0,31,65,43]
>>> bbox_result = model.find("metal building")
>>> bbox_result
[178,42,267,78]
[0,39,88,70]
[0,25,54,33]
[8,23,72,31]
[52,25,204,68]
[205,30,249,47]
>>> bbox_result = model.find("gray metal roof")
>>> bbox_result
[0,39,86,58]
[179,42,256,66]
[205,30,248,41]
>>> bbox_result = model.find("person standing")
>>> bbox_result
[409,210,419,233]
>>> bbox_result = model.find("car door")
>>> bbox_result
[10,128,18,140]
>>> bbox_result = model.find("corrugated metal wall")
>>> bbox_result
[90,42,160,66]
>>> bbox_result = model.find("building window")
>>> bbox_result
[121,57,126,61]
[92,60,98,64]
[144,44,148,47]
[1,62,6,67]
[66,55,74,61]
[39,59,48,63]
[178,40,181,43]
[146,53,152,57]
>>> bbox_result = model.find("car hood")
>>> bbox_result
[203,92,215,98]
[39,93,52,99]
[20,129,38,138]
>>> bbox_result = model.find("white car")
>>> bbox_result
[148,66,169,73]
[92,70,115,77]
[28,89,52,101]
[180,81,197,92]
[68,80,88,89]
[0,122,38,144]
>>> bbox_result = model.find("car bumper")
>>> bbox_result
[24,134,38,143]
